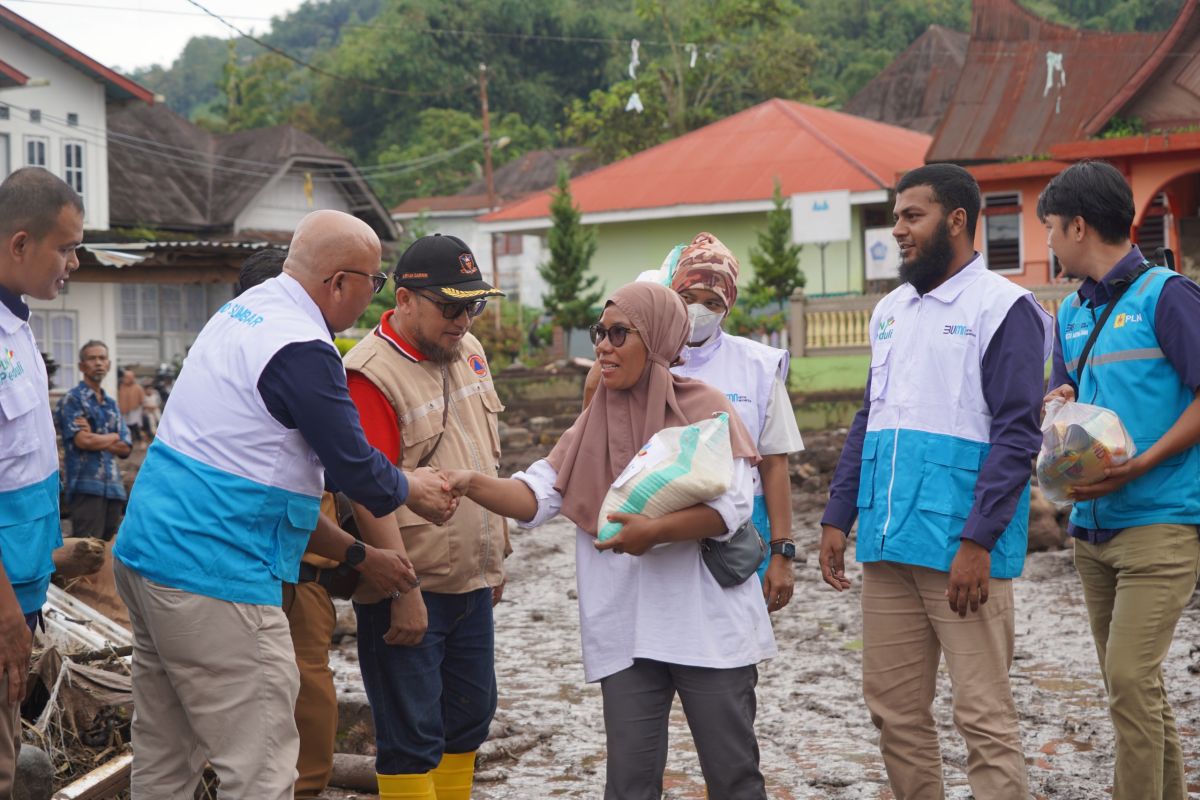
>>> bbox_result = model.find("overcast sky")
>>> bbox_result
[4,0,307,73]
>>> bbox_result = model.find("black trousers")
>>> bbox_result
[67,494,125,541]
[600,658,765,800]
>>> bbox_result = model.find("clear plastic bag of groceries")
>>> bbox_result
[1036,399,1136,508]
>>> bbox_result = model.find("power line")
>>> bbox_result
[179,0,476,99]
[2,0,273,20]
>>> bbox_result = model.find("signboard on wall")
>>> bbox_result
[791,190,851,244]
[864,227,900,280]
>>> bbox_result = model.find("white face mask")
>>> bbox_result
[687,302,724,344]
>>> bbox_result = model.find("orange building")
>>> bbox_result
[856,0,1200,285]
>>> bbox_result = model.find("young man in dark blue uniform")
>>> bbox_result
[1041,160,1200,800]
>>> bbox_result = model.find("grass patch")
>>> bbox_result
[789,354,869,394]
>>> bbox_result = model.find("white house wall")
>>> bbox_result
[234,168,352,234]
[27,281,118,394]
[0,29,110,229]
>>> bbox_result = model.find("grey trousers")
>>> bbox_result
[599,658,766,800]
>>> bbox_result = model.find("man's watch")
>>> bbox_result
[769,540,796,560]
[343,540,367,568]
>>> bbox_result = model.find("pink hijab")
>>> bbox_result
[546,282,759,534]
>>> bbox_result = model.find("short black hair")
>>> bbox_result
[0,167,84,240]
[1036,161,1134,245]
[896,164,982,237]
[78,339,108,361]
[235,248,287,297]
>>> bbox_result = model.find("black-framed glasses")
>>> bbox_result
[415,290,488,319]
[324,269,388,294]
[589,323,639,348]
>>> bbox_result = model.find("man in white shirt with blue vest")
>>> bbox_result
[0,167,83,796]
[1042,161,1200,800]
[113,210,458,800]
[820,164,1051,799]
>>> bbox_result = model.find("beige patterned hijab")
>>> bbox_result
[670,231,740,307]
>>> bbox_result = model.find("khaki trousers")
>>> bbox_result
[861,561,1028,800]
[0,672,18,798]
[1074,524,1200,800]
[114,560,301,800]
[282,581,338,799]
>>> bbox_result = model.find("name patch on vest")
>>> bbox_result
[1064,322,1090,341]
[468,353,488,377]
[217,301,265,328]
[0,348,26,385]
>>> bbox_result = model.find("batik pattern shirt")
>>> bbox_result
[57,381,130,501]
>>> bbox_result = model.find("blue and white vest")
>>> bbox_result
[857,256,1052,579]
[0,303,61,614]
[114,275,330,605]
[1058,267,1200,530]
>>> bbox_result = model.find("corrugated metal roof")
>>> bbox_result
[483,99,930,223]
[926,0,1190,163]
[845,25,969,134]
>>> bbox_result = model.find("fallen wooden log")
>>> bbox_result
[329,752,377,792]
[51,753,132,800]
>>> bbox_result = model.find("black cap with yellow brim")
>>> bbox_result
[393,233,506,299]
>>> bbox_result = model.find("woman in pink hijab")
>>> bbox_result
[447,282,775,798]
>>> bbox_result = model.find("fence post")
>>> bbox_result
[789,289,808,357]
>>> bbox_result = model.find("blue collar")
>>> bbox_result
[1077,246,1147,308]
[0,283,29,322]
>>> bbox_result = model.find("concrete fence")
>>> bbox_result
[788,284,1077,356]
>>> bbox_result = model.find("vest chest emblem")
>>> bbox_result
[467,353,488,377]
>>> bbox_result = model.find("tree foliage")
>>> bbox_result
[747,179,804,311]
[538,166,603,350]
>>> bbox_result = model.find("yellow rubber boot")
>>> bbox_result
[430,751,476,800]
[377,772,437,800]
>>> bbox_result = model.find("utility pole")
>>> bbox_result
[480,63,501,334]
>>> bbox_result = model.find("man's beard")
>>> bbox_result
[414,332,462,364]
[899,219,954,295]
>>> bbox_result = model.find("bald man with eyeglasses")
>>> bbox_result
[342,233,510,800]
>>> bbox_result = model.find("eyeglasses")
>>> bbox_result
[589,323,640,348]
[324,269,388,294]
[415,290,488,320]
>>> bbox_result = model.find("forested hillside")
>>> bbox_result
[131,0,1185,206]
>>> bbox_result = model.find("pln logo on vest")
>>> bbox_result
[877,317,895,341]
[1113,312,1143,328]
[468,353,488,378]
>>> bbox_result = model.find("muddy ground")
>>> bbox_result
[323,431,1200,800]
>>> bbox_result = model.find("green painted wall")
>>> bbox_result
[581,208,868,302]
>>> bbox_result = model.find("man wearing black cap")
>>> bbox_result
[343,234,509,799]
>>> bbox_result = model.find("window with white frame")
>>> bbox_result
[120,284,160,333]
[63,140,83,193]
[983,192,1022,273]
[25,135,47,167]
[28,310,77,388]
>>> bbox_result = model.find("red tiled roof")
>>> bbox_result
[483,98,931,223]
[0,56,28,88]
[0,5,154,103]
[926,0,1188,163]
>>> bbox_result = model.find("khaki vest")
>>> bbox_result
[343,330,506,594]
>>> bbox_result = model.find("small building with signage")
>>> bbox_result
[481,99,932,306]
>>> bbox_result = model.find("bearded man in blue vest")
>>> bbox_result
[113,210,458,800]
[1040,161,1200,800]
[820,164,1051,799]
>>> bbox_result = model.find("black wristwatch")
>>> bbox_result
[769,540,796,560]
[343,540,367,568]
